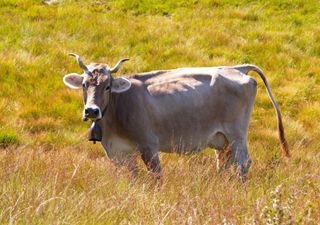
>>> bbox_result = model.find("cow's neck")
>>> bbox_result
[98,93,122,137]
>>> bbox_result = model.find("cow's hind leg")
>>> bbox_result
[229,138,252,179]
[215,145,233,172]
[209,132,233,172]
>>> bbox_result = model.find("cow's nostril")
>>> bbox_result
[93,109,99,115]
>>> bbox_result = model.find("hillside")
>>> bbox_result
[0,0,319,224]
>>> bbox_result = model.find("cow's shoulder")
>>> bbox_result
[127,70,170,82]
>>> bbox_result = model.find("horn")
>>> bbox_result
[69,53,89,73]
[110,58,129,73]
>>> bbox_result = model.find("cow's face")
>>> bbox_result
[63,54,131,121]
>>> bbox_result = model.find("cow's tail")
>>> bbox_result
[233,64,290,157]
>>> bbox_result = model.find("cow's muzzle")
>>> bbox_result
[83,107,101,121]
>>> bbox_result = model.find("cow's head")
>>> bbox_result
[63,54,131,121]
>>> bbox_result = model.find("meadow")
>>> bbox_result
[0,0,320,224]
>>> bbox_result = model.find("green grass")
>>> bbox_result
[0,129,19,147]
[0,0,320,224]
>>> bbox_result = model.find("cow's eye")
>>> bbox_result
[82,83,86,89]
[106,86,110,91]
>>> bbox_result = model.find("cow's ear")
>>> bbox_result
[63,73,83,89]
[111,77,131,93]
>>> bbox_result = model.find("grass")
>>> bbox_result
[0,0,320,224]
[0,128,19,147]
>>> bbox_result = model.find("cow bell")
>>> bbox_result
[88,121,102,144]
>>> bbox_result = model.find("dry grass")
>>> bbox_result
[0,144,319,224]
[0,0,320,224]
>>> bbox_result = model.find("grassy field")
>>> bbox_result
[1,0,320,224]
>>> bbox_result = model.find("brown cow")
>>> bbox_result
[63,54,289,178]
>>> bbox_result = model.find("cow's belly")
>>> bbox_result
[101,135,136,164]
[158,129,228,154]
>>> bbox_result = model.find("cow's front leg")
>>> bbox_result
[139,146,162,179]
[127,153,139,179]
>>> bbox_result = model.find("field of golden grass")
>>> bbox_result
[0,0,319,224]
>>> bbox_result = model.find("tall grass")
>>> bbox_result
[0,0,319,224]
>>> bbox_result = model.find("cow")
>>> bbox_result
[63,53,289,179]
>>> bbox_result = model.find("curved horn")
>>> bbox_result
[110,58,129,73]
[68,53,89,73]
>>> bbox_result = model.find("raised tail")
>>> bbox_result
[233,64,290,157]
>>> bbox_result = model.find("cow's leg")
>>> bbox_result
[110,154,139,178]
[215,145,233,172]
[139,145,162,179]
[209,132,233,172]
[127,153,139,179]
[229,139,252,178]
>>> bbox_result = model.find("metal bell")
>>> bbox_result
[88,121,102,144]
